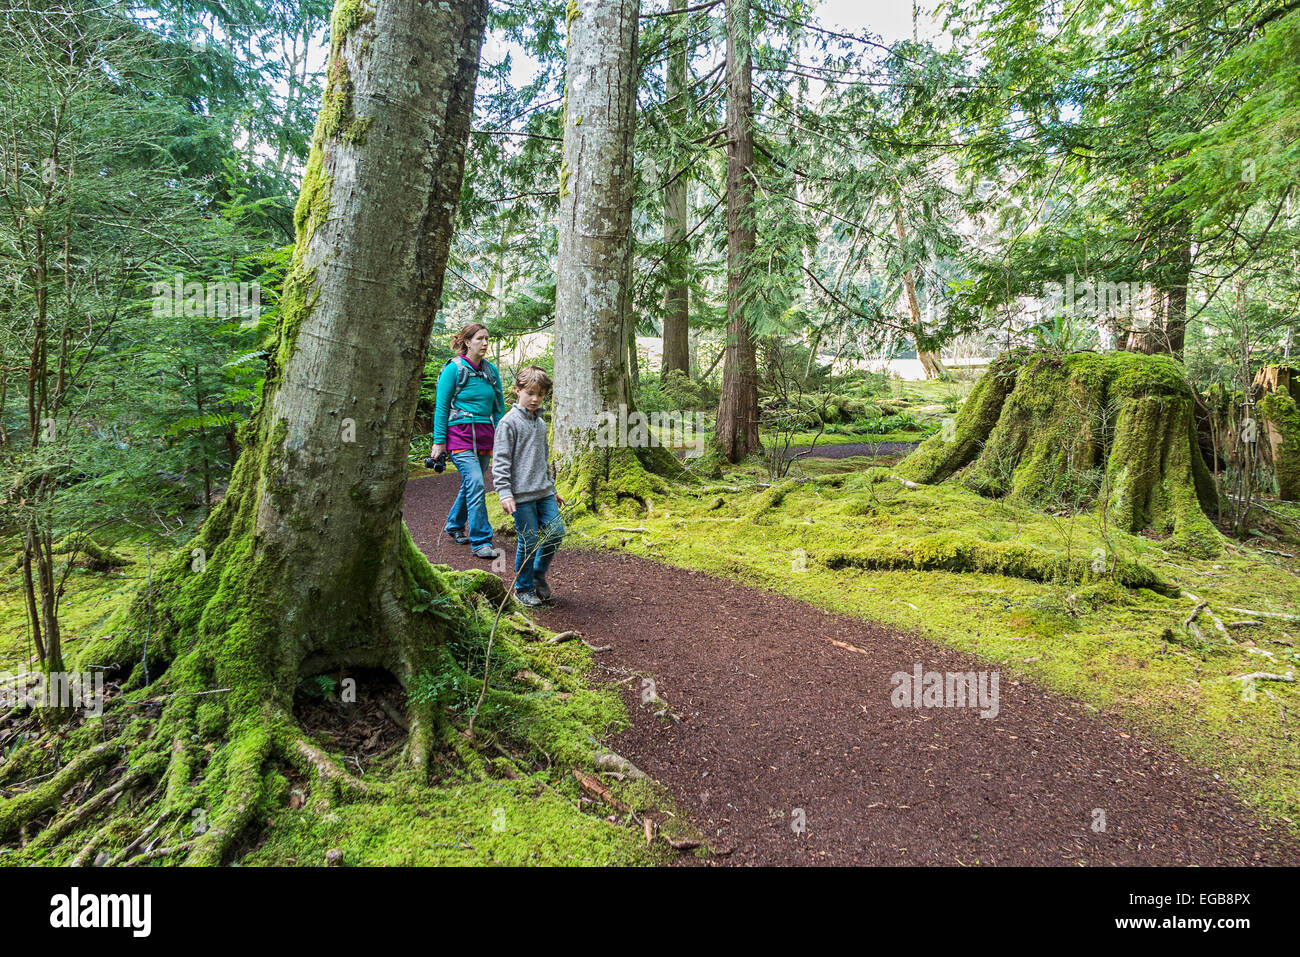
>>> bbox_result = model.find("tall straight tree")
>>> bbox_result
[713,0,760,462]
[554,0,682,504]
[0,0,494,863]
[660,0,691,378]
[553,0,639,463]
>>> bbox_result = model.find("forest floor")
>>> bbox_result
[404,470,1300,866]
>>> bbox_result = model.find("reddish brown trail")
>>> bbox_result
[404,473,1299,866]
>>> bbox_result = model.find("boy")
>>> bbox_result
[492,366,565,607]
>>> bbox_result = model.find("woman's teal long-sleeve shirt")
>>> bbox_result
[432,357,505,444]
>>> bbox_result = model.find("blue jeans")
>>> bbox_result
[446,451,494,549]
[512,494,564,594]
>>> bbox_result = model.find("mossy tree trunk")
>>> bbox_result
[1257,366,1300,501]
[554,0,683,510]
[0,0,492,864]
[899,351,1221,557]
[713,0,762,462]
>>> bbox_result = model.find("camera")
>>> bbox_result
[423,451,448,473]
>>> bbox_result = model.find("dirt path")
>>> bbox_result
[783,440,920,460]
[404,474,1299,866]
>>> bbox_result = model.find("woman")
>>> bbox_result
[431,322,505,559]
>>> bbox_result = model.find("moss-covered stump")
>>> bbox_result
[1259,388,1300,501]
[898,351,1221,557]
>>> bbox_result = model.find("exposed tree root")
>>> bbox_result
[0,516,590,864]
[288,735,372,797]
[0,742,118,841]
[107,810,170,867]
[29,754,163,852]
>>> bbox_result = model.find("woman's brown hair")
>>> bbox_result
[451,322,488,356]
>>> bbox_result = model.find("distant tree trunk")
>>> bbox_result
[892,206,946,379]
[660,0,690,379]
[714,0,761,461]
[18,0,496,863]
[1128,234,1192,357]
[1163,235,1191,357]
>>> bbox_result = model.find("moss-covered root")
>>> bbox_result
[183,716,276,865]
[558,443,684,515]
[898,351,1023,484]
[823,530,1170,591]
[0,742,119,842]
[13,520,471,864]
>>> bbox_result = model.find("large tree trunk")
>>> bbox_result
[660,0,691,380]
[0,0,494,864]
[713,0,761,462]
[554,0,682,508]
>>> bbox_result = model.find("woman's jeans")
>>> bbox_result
[446,451,493,549]
[512,494,564,594]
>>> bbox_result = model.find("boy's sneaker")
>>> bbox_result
[447,528,470,545]
[514,590,543,608]
[473,545,501,560]
[533,575,552,603]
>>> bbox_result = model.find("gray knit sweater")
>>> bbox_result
[491,404,556,505]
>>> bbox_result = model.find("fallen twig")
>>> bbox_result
[573,769,631,814]
[1227,606,1300,622]
[107,812,169,867]
[121,841,194,866]
[1233,672,1295,684]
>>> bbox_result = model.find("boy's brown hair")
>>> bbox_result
[514,365,552,395]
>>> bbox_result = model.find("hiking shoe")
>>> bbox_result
[533,575,552,603]
[514,590,543,608]
[472,545,501,559]
[447,528,470,545]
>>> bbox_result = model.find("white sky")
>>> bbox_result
[819,0,940,42]
[482,0,943,91]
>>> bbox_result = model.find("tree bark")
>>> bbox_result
[713,0,761,461]
[660,0,691,379]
